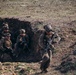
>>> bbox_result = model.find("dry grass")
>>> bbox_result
[0,0,76,75]
[0,0,76,21]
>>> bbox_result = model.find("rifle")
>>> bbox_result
[19,41,30,52]
[44,32,56,52]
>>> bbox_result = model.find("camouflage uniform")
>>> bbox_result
[39,25,60,73]
[0,33,14,61]
[0,23,16,49]
[14,29,29,57]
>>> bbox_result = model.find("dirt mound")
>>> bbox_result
[55,52,76,73]
[55,20,76,73]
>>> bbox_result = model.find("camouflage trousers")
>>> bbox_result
[40,50,52,72]
[14,44,29,58]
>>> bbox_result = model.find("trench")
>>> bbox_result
[0,18,43,62]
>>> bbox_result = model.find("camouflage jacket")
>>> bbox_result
[0,30,10,39]
[16,35,29,46]
[0,37,12,51]
[39,31,61,50]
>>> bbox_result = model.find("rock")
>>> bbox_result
[56,54,76,73]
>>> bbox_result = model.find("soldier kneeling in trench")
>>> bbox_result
[39,25,61,73]
[0,33,14,61]
[14,29,29,58]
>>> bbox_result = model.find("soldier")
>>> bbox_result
[39,25,60,73]
[14,29,29,57]
[0,33,14,61]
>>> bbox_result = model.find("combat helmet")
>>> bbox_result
[3,26,9,30]
[3,22,9,27]
[19,29,25,34]
[44,24,53,32]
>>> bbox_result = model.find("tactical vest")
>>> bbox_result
[3,39,12,49]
